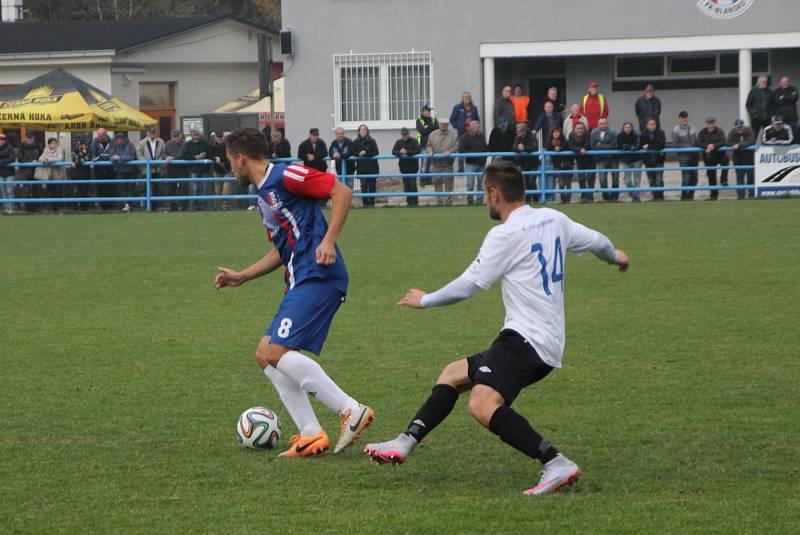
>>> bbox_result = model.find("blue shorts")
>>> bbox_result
[266,279,346,355]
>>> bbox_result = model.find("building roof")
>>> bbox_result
[0,15,277,55]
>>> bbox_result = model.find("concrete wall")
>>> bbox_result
[281,0,800,154]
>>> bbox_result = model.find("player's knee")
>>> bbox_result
[468,387,501,427]
[254,347,271,369]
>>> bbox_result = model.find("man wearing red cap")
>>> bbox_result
[581,81,609,131]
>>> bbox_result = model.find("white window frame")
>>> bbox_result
[614,51,771,82]
[332,51,434,130]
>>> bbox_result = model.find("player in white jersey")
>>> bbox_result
[364,161,629,495]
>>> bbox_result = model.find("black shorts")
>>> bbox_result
[467,329,553,405]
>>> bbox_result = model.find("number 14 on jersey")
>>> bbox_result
[531,237,563,296]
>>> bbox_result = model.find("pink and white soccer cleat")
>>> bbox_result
[524,454,581,496]
[363,433,417,465]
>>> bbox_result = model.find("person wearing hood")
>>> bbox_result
[488,116,516,162]
[111,132,139,211]
[352,124,380,207]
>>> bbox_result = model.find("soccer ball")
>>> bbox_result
[236,407,282,450]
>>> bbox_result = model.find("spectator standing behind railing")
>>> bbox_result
[352,124,380,207]
[111,132,139,211]
[580,81,608,131]
[179,129,213,211]
[416,105,438,187]
[16,133,39,212]
[267,130,292,160]
[543,86,566,118]
[90,128,115,210]
[672,111,699,201]
[513,123,539,203]
[590,118,619,202]
[164,129,185,212]
[616,122,642,202]
[545,128,572,204]
[298,127,328,173]
[329,127,353,184]
[392,127,420,207]
[34,137,67,213]
[696,117,728,201]
[211,132,232,210]
[532,101,560,145]
[0,133,16,214]
[426,117,458,207]
[562,104,589,138]
[772,76,798,140]
[567,122,594,202]
[727,119,756,200]
[509,85,531,127]
[137,127,166,210]
[495,85,516,128]
[746,75,774,136]
[71,141,93,211]
[761,115,794,145]
[639,118,666,201]
[635,84,661,134]
[451,91,479,183]
[458,120,488,206]
[488,116,515,162]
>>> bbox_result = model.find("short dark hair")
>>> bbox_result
[484,161,524,203]
[47,137,57,144]
[678,111,689,118]
[226,127,268,160]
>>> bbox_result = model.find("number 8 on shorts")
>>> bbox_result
[277,318,293,338]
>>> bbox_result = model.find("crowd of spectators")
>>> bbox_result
[1,75,798,213]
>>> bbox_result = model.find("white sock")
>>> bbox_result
[276,350,359,415]
[264,365,322,436]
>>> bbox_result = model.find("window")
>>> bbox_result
[139,82,175,108]
[616,51,770,81]
[616,56,664,78]
[333,51,433,128]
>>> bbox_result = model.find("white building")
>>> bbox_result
[0,15,280,144]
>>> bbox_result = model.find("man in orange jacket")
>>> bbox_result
[510,84,531,126]
[581,81,609,131]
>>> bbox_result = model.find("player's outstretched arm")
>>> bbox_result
[316,181,353,265]
[398,276,480,309]
[215,248,282,289]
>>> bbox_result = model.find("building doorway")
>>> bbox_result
[528,76,567,116]
[139,82,176,140]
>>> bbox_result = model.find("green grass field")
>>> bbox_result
[2,200,799,534]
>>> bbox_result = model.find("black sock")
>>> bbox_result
[488,405,559,464]
[404,384,459,443]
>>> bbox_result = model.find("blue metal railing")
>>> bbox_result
[0,145,787,211]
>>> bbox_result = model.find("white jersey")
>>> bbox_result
[461,206,606,368]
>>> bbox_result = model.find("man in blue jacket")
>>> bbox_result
[450,91,480,179]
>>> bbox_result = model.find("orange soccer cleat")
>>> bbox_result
[278,431,330,458]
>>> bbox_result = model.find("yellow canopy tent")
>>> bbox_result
[212,78,285,115]
[0,68,156,131]
[235,78,285,115]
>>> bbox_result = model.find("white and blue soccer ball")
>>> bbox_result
[236,407,282,450]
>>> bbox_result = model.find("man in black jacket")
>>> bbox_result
[639,118,666,201]
[392,127,420,206]
[696,117,728,200]
[488,116,515,161]
[416,105,438,186]
[329,127,354,182]
[267,130,292,160]
[297,128,328,172]
[746,75,774,136]
[634,84,662,134]
[772,76,799,140]
[567,123,593,202]
[458,120,488,205]
[17,133,41,212]
[727,119,756,199]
